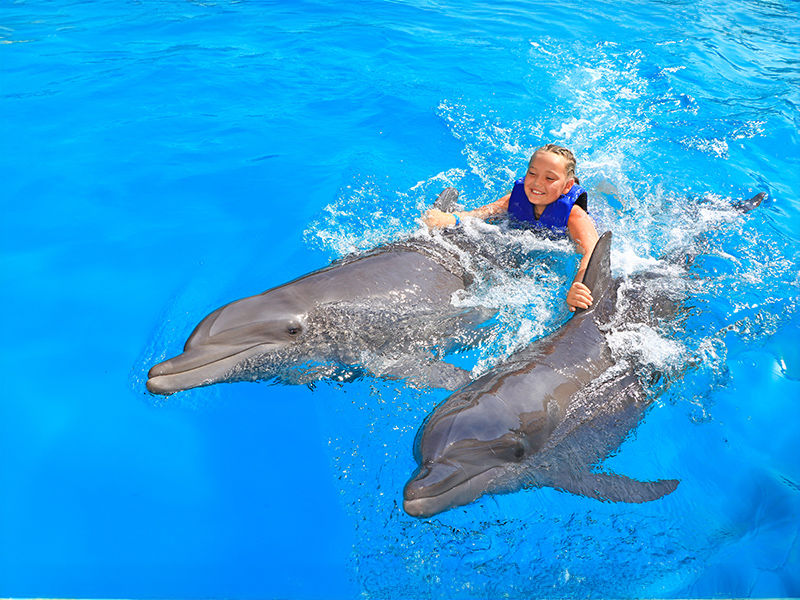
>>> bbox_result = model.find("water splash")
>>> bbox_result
[299,31,800,600]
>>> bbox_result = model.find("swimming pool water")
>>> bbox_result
[2,0,799,598]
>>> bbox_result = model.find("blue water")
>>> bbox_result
[2,0,799,598]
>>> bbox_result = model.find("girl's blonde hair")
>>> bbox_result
[531,144,577,181]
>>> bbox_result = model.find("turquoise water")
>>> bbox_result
[2,0,799,598]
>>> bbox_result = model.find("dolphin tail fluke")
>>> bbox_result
[433,188,460,213]
[576,230,613,315]
[553,471,679,504]
[734,191,766,213]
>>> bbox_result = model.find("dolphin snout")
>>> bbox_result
[404,461,464,500]
[403,458,506,517]
[146,343,278,395]
[148,346,239,379]
[402,460,470,518]
[403,498,432,518]
[146,375,179,395]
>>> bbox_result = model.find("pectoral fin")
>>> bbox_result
[364,353,472,390]
[550,470,679,504]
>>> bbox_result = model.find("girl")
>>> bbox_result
[423,144,599,311]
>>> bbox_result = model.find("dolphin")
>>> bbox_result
[147,189,496,395]
[403,231,682,517]
[402,191,767,517]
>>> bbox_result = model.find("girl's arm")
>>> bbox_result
[422,193,511,228]
[565,206,600,311]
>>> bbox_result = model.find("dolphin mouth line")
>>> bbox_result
[410,460,476,501]
[404,463,504,517]
[146,343,273,394]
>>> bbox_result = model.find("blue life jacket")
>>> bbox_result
[507,178,588,235]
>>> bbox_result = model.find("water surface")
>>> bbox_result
[1,0,799,598]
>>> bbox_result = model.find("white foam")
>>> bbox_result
[607,323,688,372]
[611,246,661,278]
[550,118,592,139]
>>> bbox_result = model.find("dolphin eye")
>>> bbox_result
[513,444,525,460]
[286,325,302,336]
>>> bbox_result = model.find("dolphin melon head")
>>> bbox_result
[146,289,310,395]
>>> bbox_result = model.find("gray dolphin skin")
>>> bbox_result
[147,241,493,394]
[146,189,496,395]
[403,231,681,517]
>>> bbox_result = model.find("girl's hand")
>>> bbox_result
[567,281,593,312]
[423,209,459,228]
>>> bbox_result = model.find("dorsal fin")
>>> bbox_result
[433,188,459,212]
[576,231,612,315]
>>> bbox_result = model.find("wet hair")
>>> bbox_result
[530,143,577,182]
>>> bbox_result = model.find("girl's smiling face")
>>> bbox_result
[523,151,574,212]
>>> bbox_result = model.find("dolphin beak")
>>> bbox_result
[146,343,273,395]
[148,345,245,379]
[403,456,509,518]
[403,460,473,518]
